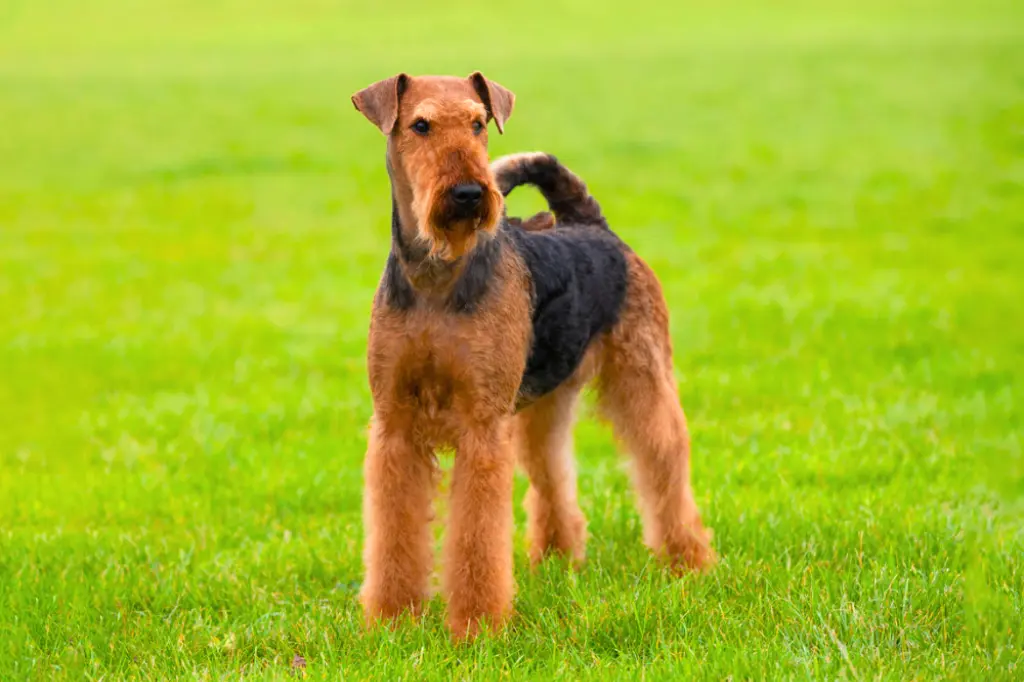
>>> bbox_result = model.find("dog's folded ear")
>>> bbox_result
[352,74,409,135]
[469,72,515,134]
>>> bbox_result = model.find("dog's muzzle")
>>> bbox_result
[448,183,484,219]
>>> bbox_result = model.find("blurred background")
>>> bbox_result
[1,0,1021,678]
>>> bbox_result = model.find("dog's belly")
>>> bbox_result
[509,226,628,406]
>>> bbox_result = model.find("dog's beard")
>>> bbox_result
[414,184,503,261]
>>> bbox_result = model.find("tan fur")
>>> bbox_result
[384,77,505,262]
[595,254,716,572]
[353,73,713,640]
[364,247,531,637]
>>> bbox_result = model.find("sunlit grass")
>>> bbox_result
[1,0,1022,678]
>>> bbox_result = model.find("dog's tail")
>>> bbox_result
[491,152,607,229]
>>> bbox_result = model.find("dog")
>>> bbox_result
[351,72,714,638]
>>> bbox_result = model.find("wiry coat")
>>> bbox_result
[352,74,714,639]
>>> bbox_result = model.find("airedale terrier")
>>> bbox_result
[352,72,715,638]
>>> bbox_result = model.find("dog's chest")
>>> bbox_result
[396,349,457,419]
[369,299,531,427]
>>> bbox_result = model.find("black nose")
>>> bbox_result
[450,183,483,207]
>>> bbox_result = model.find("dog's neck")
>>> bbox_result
[386,191,502,312]
[390,194,460,291]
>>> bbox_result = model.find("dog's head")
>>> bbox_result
[353,73,514,260]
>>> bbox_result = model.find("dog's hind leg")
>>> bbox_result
[596,255,715,573]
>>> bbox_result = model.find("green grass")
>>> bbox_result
[1,0,1022,678]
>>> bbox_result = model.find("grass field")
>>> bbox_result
[2,0,1023,678]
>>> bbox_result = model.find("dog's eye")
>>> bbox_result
[411,119,430,135]
[472,120,484,135]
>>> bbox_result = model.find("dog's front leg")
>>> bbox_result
[443,417,516,638]
[360,418,436,625]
